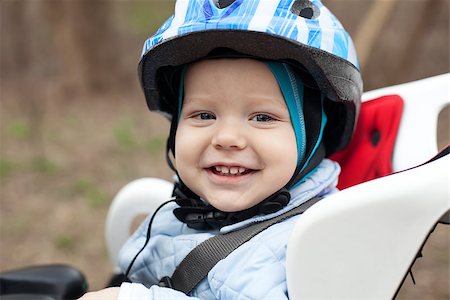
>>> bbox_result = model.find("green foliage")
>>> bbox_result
[32,156,59,174]
[114,121,137,150]
[126,1,175,34]
[145,136,166,155]
[1,156,59,176]
[6,120,32,140]
[0,159,19,177]
[54,234,78,251]
[73,178,107,208]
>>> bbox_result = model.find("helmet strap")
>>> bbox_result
[285,86,326,188]
[172,182,290,230]
[165,115,178,173]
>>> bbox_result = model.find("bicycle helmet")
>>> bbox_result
[140,0,362,155]
[138,0,363,229]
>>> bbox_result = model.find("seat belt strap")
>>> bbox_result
[159,196,322,294]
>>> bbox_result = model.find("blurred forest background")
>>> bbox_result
[1,0,449,298]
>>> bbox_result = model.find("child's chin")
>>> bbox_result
[206,193,262,213]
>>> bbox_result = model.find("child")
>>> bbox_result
[80,0,362,299]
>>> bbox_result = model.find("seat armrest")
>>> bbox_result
[286,153,449,300]
[105,178,174,269]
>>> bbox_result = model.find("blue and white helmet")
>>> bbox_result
[139,0,363,155]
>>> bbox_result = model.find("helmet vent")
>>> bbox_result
[291,0,320,20]
[213,0,236,9]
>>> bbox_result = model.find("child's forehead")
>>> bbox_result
[184,58,282,96]
[183,62,286,109]
[185,58,274,80]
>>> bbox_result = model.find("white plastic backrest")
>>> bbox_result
[286,154,449,300]
[105,178,173,270]
[362,73,449,172]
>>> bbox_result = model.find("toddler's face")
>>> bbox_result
[175,59,297,212]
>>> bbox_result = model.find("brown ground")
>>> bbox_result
[0,87,173,290]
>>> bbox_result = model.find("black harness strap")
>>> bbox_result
[159,196,322,294]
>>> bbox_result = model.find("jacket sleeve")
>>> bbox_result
[118,283,203,300]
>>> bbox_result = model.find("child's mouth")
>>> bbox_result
[209,165,253,177]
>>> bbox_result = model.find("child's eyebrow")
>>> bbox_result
[254,95,285,103]
[243,94,287,108]
[182,96,211,106]
[183,93,287,108]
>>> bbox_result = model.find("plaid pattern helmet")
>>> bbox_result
[139,0,363,155]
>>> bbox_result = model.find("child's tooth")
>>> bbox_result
[239,167,246,174]
[221,166,229,174]
[215,166,221,172]
[230,167,238,175]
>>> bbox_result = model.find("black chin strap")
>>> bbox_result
[172,184,291,230]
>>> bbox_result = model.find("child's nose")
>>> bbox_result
[211,122,247,150]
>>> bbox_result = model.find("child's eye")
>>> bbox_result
[251,114,275,122]
[194,112,216,120]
